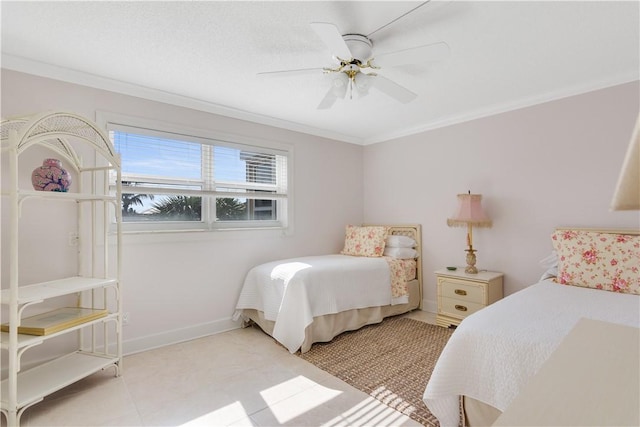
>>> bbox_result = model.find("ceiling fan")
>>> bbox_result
[257,3,450,109]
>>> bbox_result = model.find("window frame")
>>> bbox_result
[96,112,293,234]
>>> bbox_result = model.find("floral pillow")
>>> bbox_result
[341,225,388,257]
[551,229,640,294]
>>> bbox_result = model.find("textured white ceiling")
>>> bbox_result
[2,1,639,145]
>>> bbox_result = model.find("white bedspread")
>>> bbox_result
[423,279,640,427]
[233,254,394,353]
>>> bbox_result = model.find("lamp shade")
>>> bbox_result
[611,113,640,211]
[447,193,492,228]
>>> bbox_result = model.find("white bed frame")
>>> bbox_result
[241,224,423,353]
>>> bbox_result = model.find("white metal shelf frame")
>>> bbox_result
[0,111,123,427]
[0,352,119,410]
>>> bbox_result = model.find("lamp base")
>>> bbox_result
[465,247,478,274]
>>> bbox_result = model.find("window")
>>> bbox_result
[106,120,291,232]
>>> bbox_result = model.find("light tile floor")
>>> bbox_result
[5,311,436,427]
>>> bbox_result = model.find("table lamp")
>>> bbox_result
[447,192,492,274]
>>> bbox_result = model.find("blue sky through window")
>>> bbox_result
[114,132,249,214]
[114,132,245,182]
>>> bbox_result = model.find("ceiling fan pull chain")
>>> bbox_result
[366,1,431,38]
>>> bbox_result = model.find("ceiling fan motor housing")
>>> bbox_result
[342,34,373,62]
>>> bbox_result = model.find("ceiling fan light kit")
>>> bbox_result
[331,73,349,98]
[258,4,450,109]
[354,72,374,94]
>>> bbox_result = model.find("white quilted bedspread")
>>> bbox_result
[233,254,393,353]
[423,279,640,427]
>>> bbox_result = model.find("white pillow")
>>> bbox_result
[383,247,418,259]
[538,251,558,281]
[538,251,558,269]
[386,235,416,248]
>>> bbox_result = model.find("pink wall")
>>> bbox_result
[363,81,640,308]
[1,69,364,357]
[2,68,638,357]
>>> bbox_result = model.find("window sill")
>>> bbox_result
[110,226,292,244]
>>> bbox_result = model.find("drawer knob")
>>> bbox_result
[454,289,467,296]
[455,304,468,312]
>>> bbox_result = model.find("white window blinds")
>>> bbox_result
[107,123,290,230]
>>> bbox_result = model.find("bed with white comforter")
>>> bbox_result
[233,224,422,353]
[423,279,640,426]
[423,227,640,427]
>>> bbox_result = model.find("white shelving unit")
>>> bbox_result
[0,111,123,426]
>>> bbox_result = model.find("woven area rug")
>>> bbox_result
[298,317,454,427]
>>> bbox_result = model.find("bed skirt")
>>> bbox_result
[464,397,501,426]
[239,278,421,353]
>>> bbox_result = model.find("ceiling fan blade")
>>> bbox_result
[317,86,339,110]
[257,67,324,78]
[371,75,417,104]
[373,42,450,67]
[310,22,352,60]
[366,1,431,38]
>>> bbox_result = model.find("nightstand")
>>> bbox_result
[435,269,504,328]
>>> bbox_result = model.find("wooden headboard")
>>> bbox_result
[555,227,639,235]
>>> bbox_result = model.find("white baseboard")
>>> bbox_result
[123,317,241,356]
[124,301,439,356]
[5,305,440,376]
[0,318,242,378]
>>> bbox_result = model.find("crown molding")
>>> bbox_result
[1,54,364,146]
[363,72,640,145]
[3,54,637,148]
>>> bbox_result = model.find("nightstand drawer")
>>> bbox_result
[438,278,485,304]
[435,269,504,328]
[439,297,484,319]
